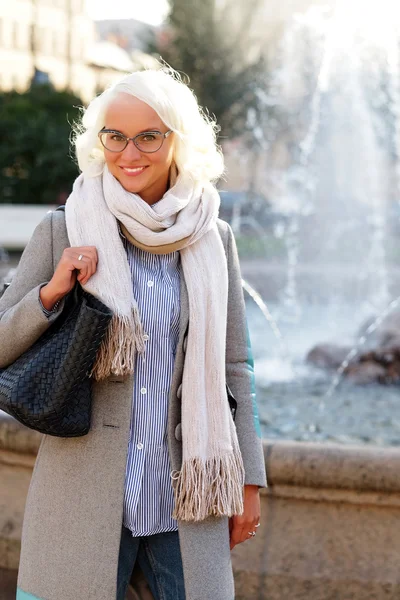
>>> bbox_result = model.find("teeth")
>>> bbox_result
[123,167,145,173]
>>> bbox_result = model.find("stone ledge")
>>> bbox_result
[263,439,400,494]
[5,415,400,495]
[0,415,42,456]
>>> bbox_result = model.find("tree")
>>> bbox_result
[154,0,270,140]
[0,84,82,205]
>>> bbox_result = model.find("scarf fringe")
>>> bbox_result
[171,452,245,522]
[91,308,145,380]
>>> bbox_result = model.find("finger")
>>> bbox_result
[74,258,90,283]
[90,247,99,264]
[79,250,98,282]
[230,523,245,550]
[73,256,90,272]
[90,254,98,276]
[79,265,93,285]
[77,269,89,284]
[248,519,259,535]
[249,518,259,531]
[69,252,90,267]
[229,522,239,550]
[80,247,98,264]
[238,525,256,547]
[79,257,96,285]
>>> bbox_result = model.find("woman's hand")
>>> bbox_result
[229,485,260,550]
[39,246,98,310]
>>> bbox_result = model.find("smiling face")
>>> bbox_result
[102,93,174,205]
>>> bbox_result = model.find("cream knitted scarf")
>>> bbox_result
[65,166,245,521]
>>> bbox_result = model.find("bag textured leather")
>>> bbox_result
[0,283,112,437]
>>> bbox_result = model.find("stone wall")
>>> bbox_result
[2,415,400,599]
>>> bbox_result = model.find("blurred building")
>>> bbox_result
[0,0,158,103]
[95,18,156,53]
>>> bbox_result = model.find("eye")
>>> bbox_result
[110,134,126,142]
[140,133,158,142]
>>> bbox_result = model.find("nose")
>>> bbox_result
[122,140,142,161]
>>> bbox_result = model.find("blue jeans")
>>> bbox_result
[116,524,186,600]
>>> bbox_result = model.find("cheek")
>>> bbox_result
[149,148,174,170]
[103,151,120,172]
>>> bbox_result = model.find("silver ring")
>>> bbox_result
[248,531,256,537]
[255,523,260,528]
[78,254,83,261]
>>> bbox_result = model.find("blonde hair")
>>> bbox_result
[73,67,224,184]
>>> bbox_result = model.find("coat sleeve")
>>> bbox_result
[223,222,267,488]
[0,211,65,368]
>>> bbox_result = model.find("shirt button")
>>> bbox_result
[137,442,143,450]
[141,387,147,395]
[147,280,154,287]
[143,334,150,341]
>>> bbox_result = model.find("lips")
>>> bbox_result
[120,166,149,177]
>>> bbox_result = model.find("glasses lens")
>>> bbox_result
[135,133,163,153]
[100,132,127,152]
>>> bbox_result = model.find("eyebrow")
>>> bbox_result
[103,127,163,135]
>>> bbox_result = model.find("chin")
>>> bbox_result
[123,182,145,194]
[117,176,148,195]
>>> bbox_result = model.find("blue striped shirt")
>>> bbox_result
[121,232,180,537]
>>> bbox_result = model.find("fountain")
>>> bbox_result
[243,0,400,446]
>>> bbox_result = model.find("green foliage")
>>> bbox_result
[154,0,270,140]
[235,234,286,259]
[0,85,82,205]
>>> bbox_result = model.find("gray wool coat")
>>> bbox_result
[0,209,267,600]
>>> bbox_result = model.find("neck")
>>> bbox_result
[138,171,171,206]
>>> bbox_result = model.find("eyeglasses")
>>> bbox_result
[98,128,173,153]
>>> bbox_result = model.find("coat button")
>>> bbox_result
[177,384,182,399]
[175,423,182,441]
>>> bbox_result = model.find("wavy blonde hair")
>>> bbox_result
[73,67,224,184]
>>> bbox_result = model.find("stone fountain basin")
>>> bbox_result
[2,415,400,599]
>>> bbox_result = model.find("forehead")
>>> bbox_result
[104,93,164,133]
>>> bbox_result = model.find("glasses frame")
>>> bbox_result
[98,128,173,153]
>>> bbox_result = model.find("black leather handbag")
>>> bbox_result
[0,282,112,437]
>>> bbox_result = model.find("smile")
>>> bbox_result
[120,166,148,176]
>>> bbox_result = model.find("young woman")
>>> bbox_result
[0,68,267,600]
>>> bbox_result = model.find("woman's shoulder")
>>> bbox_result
[216,218,232,246]
[35,206,66,230]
